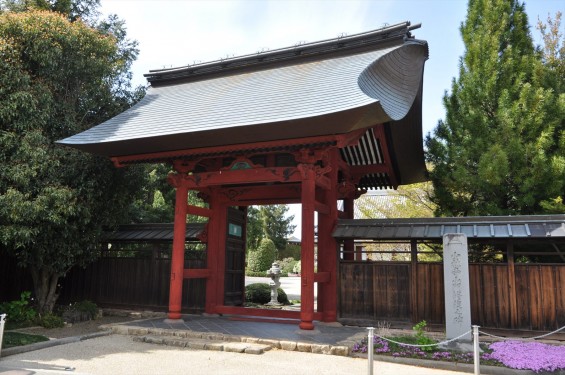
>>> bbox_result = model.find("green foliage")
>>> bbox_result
[59,300,98,323]
[425,0,565,216]
[244,270,270,277]
[38,312,64,328]
[0,291,37,325]
[2,331,49,349]
[69,300,98,318]
[246,206,262,251]
[247,237,276,273]
[246,205,296,253]
[357,182,436,219]
[412,320,438,352]
[0,5,145,314]
[278,257,298,274]
[292,260,301,274]
[244,283,289,305]
[278,243,301,260]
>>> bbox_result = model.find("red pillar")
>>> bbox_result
[168,184,188,320]
[318,149,339,322]
[299,164,316,330]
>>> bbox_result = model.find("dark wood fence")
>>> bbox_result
[339,261,565,331]
[1,255,206,313]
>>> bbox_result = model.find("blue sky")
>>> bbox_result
[99,0,563,236]
[100,0,562,136]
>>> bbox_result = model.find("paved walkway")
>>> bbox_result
[125,314,364,347]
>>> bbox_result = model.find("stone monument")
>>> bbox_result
[443,233,472,344]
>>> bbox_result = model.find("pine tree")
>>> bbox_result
[425,0,565,216]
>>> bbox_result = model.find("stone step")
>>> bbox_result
[133,335,270,355]
[105,324,350,357]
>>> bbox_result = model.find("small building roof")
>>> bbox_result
[101,223,205,243]
[57,22,428,188]
[333,215,565,240]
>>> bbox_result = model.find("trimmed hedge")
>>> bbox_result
[245,283,289,305]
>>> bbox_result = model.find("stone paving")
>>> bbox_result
[104,314,368,356]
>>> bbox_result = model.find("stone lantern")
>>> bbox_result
[266,262,282,306]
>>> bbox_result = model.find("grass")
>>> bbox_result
[2,331,49,349]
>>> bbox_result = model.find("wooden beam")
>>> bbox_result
[314,271,331,283]
[507,242,518,329]
[335,127,367,148]
[187,205,212,218]
[314,200,329,215]
[219,184,301,203]
[183,268,211,279]
[410,240,418,324]
[111,133,345,167]
[315,174,331,191]
[181,167,302,188]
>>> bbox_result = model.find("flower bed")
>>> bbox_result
[352,335,565,373]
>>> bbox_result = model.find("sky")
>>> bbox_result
[98,0,563,237]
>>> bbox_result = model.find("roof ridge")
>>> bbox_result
[145,22,418,84]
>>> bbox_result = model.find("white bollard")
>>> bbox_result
[473,325,480,375]
[367,327,374,375]
[0,314,6,358]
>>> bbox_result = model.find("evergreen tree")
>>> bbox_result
[245,205,295,252]
[259,205,295,252]
[426,0,565,216]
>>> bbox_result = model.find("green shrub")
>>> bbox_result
[38,313,65,328]
[278,257,297,274]
[247,238,276,272]
[245,283,289,304]
[278,243,301,260]
[62,300,99,323]
[0,291,37,327]
[245,270,268,277]
[292,261,301,274]
[412,320,438,352]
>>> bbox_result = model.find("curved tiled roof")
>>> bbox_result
[57,22,428,165]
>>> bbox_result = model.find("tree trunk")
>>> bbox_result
[30,266,60,315]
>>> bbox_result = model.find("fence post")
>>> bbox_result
[0,314,6,358]
[367,327,374,375]
[473,325,480,375]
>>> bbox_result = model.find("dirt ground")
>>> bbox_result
[9,311,146,339]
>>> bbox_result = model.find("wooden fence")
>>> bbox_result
[4,255,565,331]
[339,261,565,331]
[0,254,206,313]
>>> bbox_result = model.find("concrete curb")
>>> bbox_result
[1,330,113,357]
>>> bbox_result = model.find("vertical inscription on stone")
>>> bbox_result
[443,233,472,341]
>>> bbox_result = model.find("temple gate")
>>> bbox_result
[58,22,429,330]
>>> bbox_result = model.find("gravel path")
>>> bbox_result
[0,334,469,375]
